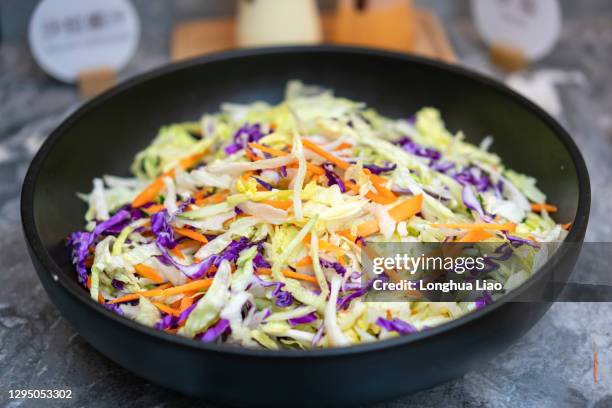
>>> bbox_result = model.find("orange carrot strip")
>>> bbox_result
[531,203,558,213]
[143,204,166,214]
[195,191,228,206]
[256,268,318,284]
[245,148,260,161]
[337,230,358,244]
[97,294,105,304]
[132,149,208,208]
[302,139,395,198]
[174,227,209,244]
[178,150,207,170]
[158,278,214,297]
[458,229,494,243]
[248,143,289,157]
[179,296,194,312]
[302,138,351,170]
[430,222,516,232]
[248,143,325,175]
[132,177,167,208]
[561,222,572,231]
[343,179,396,204]
[108,283,172,304]
[170,246,185,260]
[134,264,165,283]
[371,178,397,200]
[294,255,312,267]
[261,199,293,210]
[153,302,181,317]
[334,142,353,151]
[388,194,423,222]
[357,219,380,237]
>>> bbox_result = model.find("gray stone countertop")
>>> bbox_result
[1,9,611,408]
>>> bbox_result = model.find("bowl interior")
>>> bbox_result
[30,47,581,294]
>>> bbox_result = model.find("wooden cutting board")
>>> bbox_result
[171,8,456,64]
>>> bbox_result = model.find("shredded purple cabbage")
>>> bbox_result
[337,286,369,310]
[363,163,397,175]
[66,209,131,286]
[506,234,540,248]
[462,185,491,222]
[396,137,441,160]
[200,318,231,342]
[322,163,346,193]
[253,276,294,307]
[376,317,417,335]
[150,209,177,248]
[288,312,318,326]
[253,177,274,191]
[225,123,266,154]
[454,166,492,192]
[154,303,197,330]
[104,303,124,316]
[320,258,346,276]
[111,279,125,291]
[475,292,493,309]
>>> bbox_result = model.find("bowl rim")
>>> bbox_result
[20,45,591,359]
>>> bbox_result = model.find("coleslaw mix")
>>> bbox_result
[68,81,567,349]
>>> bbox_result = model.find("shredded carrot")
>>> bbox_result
[86,275,92,289]
[356,219,380,237]
[458,229,494,242]
[318,240,346,260]
[561,222,572,231]
[132,177,166,208]
[301,139,396,201]
[256,268,318,284]
[248,143,289,157]
[334,142,353,151]
[344,179,396,204]
[531,203,558,213]
[97,294,105,304]
[174,227,209,244]
[132,149,208,208]
[159,279,213,297]
[153,301,181,316]
[261,199,293,210]
[108,283,173,304]
[193,188,213,201]
[430,222,516,232]
[176,239,201,252]
[195,191,228,206]
[302,138,351,170]
[370,177,397,200]
[337,230,359,245]
[245,148,260,161]
[294,255,312,267]
[143,204,165,214]
[170,246,185,260]
[389,194,423,222]
[248,143,325,175]
[179,296,194,312]
[178,150,208,170]
[134,264,165,283]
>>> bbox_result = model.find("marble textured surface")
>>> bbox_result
[1,4,612,408]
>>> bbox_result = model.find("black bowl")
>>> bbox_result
[21,46,590,407]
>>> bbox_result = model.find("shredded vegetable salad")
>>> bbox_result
[68,81,568,349]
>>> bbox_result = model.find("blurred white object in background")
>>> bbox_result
[506,69,586,117]
[471,0,561,62]
[237,0,322,47]
[28,0,140,83]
